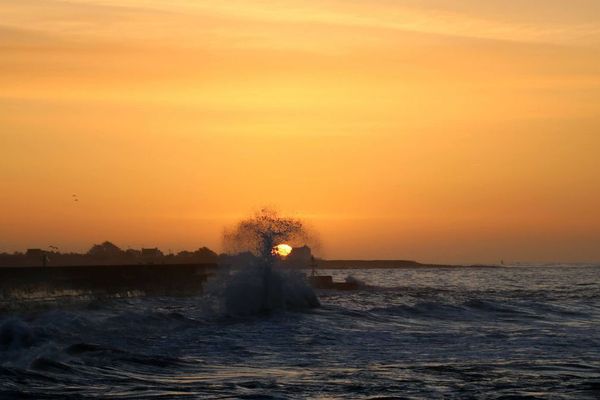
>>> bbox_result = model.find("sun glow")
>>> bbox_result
[272,244,293,257]
[1,0,599,263]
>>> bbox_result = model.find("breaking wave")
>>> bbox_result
[205,266,319,316]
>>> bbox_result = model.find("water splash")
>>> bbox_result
[213,209,320,315]
[345,275,367,289]
[223,208,309,264]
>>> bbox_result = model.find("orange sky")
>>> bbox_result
[1,0,599,263]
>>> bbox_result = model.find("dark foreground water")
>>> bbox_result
[1,265,600,399]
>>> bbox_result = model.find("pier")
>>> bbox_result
[0,264,218,306]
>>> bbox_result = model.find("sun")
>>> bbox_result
[272,244,293,257]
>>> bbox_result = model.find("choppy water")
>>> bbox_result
[2,265,600,399]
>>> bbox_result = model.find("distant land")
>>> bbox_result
[318,260,498,269]
[0,241,496,269]
[0,241,218,268]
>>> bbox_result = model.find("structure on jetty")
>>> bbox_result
[307,257,359,290]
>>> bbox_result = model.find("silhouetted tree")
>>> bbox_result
[193,247,218,262]
[87,241,123,259]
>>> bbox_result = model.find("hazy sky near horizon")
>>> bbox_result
[1,0,600,263]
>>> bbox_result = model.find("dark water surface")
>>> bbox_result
[1,266,600,399]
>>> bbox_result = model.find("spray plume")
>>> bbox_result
[223,208,309,263]
[211,208,319,315]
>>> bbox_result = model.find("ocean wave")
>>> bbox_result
[365,295,592,323]
[2,266,600,399]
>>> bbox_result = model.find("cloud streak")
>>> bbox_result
[2,0,600,49]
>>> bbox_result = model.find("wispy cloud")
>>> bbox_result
[54,0,600,46]
[2,0,600,49]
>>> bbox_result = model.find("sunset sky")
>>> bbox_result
[1,0,599,263]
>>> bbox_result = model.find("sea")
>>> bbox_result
[1,265,600,399]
